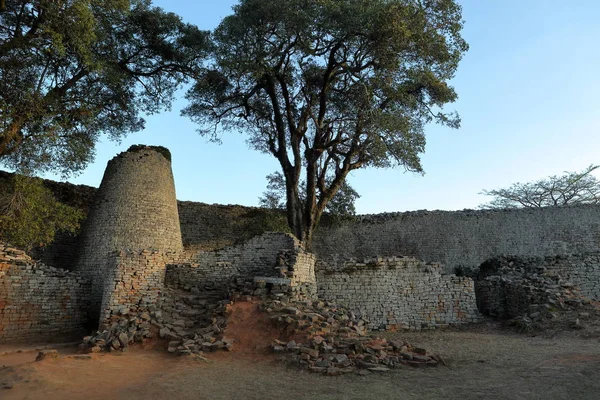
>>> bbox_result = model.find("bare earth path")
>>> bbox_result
[1,328,599,400]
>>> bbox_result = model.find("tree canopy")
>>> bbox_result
[480,165,600,209]
[259,171,360,217]
[0,174,84,250]
[184,0,468,247]
[0,0,210,175]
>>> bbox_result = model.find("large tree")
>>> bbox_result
[0,0,209,174]
[184,0,468,247]
[480,165,600,209]
[259,171,360,217]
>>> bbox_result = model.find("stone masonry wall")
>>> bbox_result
[312,205,600,273]
[276,248,317,300]
[76,147,183,324]
[540,253,600,300]
[0,243,90,343]
[98,250,179,329]
[316,256,481,330]
[475,253,600,319]
[178,201,287,251]
[165,232,302,291]
[7,167,600,277]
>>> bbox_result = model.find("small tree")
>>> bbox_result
[480,165,600,209]
[184,0,468,248]
[0,0,210,175]
[0,175,84,250]
[258,171,360,217]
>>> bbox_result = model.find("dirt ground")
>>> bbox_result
[1,306,600,400]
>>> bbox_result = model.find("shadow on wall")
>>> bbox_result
[473,254,600,320]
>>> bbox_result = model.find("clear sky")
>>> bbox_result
[43,0,600,214]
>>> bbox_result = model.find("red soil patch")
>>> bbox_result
[211,301,290,361]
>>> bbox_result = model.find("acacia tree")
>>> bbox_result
[184,0,468,247]
[0,0,210,175]
[480,165,600,209]
[259,171,360,217]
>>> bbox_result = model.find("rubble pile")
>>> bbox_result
[243,295,441,374]
[81,287,233,355]
[81,281,441,375]
[476,256,594,322]
[473,256,600,335]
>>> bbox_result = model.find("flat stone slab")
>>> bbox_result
[253,277,291,285]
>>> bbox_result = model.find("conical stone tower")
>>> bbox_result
[77,145,183,324]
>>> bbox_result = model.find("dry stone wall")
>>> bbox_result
[165,233,302,290]
[280,249,317,300]
[540,254,600,300]
[0,243,90,343]
[475,253,600,319]
[178,201,287,251]
[7,166,600,278]
[312,205,600,273]
[98,250,181,328]
[165,233,317,301]
[316,256,481,330]
[76,147,183,323]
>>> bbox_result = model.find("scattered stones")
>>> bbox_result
[234,295,441,375]
[35,350,59,361]
[71,355,92,360]
[80,287,232,356]
[476,255,598,325]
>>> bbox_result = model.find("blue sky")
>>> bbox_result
[44,0,600,213]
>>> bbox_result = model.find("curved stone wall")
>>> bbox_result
[76,146,183,323]
[312,205,600,273]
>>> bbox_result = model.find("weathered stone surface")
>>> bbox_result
[35,350,59,361]
[476,255,600,319]
[0,244,90,344]
[316,256,481,330]
[76,146,183,324]
[312,205,600,274]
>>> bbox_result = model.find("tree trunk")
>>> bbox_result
[284,170,304,242]
[0,118,25,159]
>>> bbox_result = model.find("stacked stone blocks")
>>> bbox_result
[475,253,600,319]
[76,146,183,323]
[99,249,183,328]
[313,205,600,273]
[0,243,90,343]
[164,232,317,300]
[316,256,481,330]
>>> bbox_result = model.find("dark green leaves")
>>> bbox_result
[0,0,210,175]
[184,0,468,244]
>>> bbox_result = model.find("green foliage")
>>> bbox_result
[237,207,290,242]
[0,175,84,250]
[259,171,360,217]
[126,144,172,162]
[184,0,467,245]
[480,165,600,209]
[0,0,210,175]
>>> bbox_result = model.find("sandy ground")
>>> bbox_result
[1,304,599,400]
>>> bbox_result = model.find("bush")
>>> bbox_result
[0,175,84,250]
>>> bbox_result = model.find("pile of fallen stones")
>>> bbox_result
[244,295,440,374]
[80,308,155,353]
[81,287,233,355]
[475,256,594,322]
[274,336,440,375]
[80,281,440,375]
